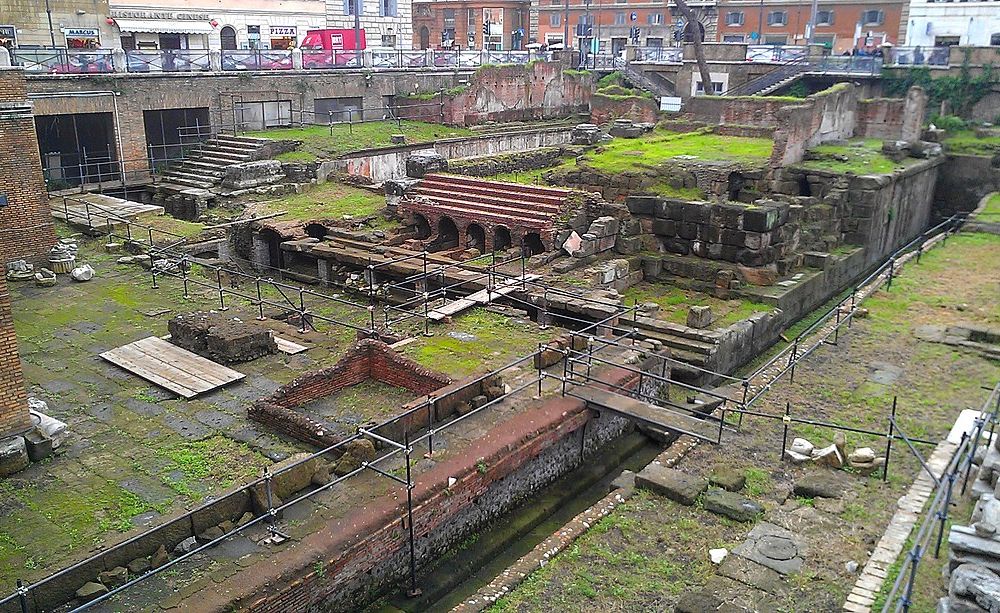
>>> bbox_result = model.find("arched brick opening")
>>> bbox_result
[413,213,432,240]
[305,223,328,239]
[523,232,544,256]
[438,216,459,249]
[493,226,512,251]
[259,228,284,270]
[466,223,486,251]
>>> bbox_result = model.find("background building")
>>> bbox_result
[327,0,413,48]
[715,0,905,53]
[1,0,116,49]
[412,0,529,50]
[902,0,1000,48]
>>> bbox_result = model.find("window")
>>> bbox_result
[815,10,833,25]
[814,35,835,46]
[381,34,396,46]
[764,35,787,44]
[992,33,1000,45]
[550,0,560,5]
[380,0,396,17]
[861,9,883,25]
[935,36,960,46]
[695,80,724,94]
[614,11,626,25]
[549,12,561,26]
[647,13,663,25]
[726,11,744,26]
[443,8,456,28]
[767,11,787,26]
[646,37,662,46]
[343,0,360,16]
[723,34,745,42]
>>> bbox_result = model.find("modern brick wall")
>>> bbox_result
[0,69,57,265]
[0,272,29,439]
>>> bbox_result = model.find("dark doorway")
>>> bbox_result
[437,216,459,250]
[413,214,432,239]
[220,26,238,50]
[35,112,117,188]
[683,21,706,43]
[259,229,284,271]
[143,107,211,166]
[523,232,544,256]
[305,223,328,239]
[420,27,430,50]
[466,223,486,251]
[493,226,512,251]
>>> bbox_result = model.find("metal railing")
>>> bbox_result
[631,46,682,64]
[887,46,951,67]
[746,45,808,63]
[11,49,114,74]
[880,382,1000,612]
[124,49,212,73]
[725,53,883,96]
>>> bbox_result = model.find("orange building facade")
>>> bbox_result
[412,0,530,49]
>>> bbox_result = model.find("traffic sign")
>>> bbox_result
[749,31,759,40]
[630,12,637,21]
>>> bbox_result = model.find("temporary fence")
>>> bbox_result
[880,382,1000,612]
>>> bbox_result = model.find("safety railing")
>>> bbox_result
[746,45,808,63]
[881,382,1000,612]
[12,48,115,74]
[887,46,950,67]
[221,49,294,71]
[124,49,212,73]
[301,49,363,69]
[631,46,683,64]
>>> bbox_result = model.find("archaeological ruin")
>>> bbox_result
[0,41,997,613]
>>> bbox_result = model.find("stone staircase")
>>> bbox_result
[626,316,723,371]
[159,135,271,191]
[620,63,674,99]
[725,59,810,97]
[405,174,572,231]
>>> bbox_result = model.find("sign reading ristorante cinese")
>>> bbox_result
[109,10,211,20]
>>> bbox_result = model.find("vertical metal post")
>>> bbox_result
[520,239,526,290]
[963,417,984,496]
[216,268,227,310]
[739,380,749,430]
[934,470,956,558]
[887,258,895,289]
[537,343,543,397]
[789,340,799,382]
[298,288,307,333]
[848,288,857,328]
[181,255,190,299]
[780,402,790,461]
[833,303,841,345]
[901,544,921,613]
[256,278,266,320]
[328,109,334,136]
[17,579,28,613]
[404,431,420,598]
[884,397,896,482]
[263,467,275,528]
[423,292,430,336]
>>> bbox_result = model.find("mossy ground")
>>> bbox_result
[580,129,773,173]
[981,193,1000,222]
[244,121,476,162]
[797,138,915,175]
[943,130,1000,157]
[622,283,773,329]
[490,232,1000,612]
[247,181,387,222]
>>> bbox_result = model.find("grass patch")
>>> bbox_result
[622,283,773,329]
[797,138,911,175]
[157,436,266,499]
[981,193,1000,222]
[943,129,1000,157]
[579,128,773,173]
[251,181,386,221]
[244,121,476,161]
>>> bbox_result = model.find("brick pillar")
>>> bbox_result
[0,67,57,265]
[0,273,29,439]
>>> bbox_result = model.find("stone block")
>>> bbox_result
[75,582,109,604]
[709,466,747,492]
[23,429,52,462]
[651,219,676,237]
[571,123,602,145]
[168,311,277,364]
[625,196,657,216]
[405,152,448,178]
[0,436,28,477]
[635,464,707,505]
[687,305,713,329]
[704,489,763,522]
[792,471,852,499]
[222,160,285,189]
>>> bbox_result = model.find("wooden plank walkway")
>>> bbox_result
[51,193,163,230]
[100,336,245,399]
[571,386,723,443]
[427,274,540,322]
[274,335,308,355]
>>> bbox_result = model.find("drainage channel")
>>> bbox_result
[368,430,664,613]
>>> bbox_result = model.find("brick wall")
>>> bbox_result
[856,86,927,142]
[589,93,659,126]
[0,69,57,265]
[0,273,29,439]
[771,83,859,167]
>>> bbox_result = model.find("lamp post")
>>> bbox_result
[757,0,764,44]
[44,0,56,48]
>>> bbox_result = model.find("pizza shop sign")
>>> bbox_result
[109,10,211,21]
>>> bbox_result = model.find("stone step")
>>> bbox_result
[197,146,253,159]
[403,200,547,230]
[213,135,269,146]
[161,175,216,189]
[193,154,248,166]
[165,169,221,185]
[181,160,229,173]
[408,193,556,225]
[416,184,565,211]
[420,177,567,208]
[423,173,571,199]
[413,187,562,218]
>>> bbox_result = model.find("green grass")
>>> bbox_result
[244,121,476,162]
[579,129,773,173]
[981,193,1000,222]
[943,129,1000,156]
[252,181,386,221]
[797,138,911,175]
[622,283,773,329]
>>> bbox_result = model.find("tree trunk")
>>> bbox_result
[674,0,714,96]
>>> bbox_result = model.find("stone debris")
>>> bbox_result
[5,259,34,281]
[70,264,95,282]
[686,305,713,329]
[732,522,804,575]
[709,548,728,564]
[790,437,814,456]
[98,566,128,589]
[703,488,763,522]
[792,471,852,499]
[708,466,746,492]
[570,123,602,145]
[812,444,844,468]
[29,397,69,448]
[0,435,28,477]
[635,464,707,506]
[405,151,448,178]
[75,581,109,604]
[34,267,56,287]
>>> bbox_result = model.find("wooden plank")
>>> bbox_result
[274,335,308,355]
[426,274,540,321]
[100,336,244,398]
[101,347,201,399]
[572,386,722,443]
[134,337,244,388]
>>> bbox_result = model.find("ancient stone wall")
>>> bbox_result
[589,92,659,126]
[447,147,567,177]
[934,154,1000,217]
[771,83,859,167]
[856,87,927,141]
[0,69,57,264]
[0,273,29,439]
[394,62,593,126]
[686,96,797,128]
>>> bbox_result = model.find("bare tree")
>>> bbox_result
[673,0,714,96]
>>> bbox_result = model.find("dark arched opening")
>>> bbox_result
[419,27,430,50]
[493,226,512,251]
[438,216,459,249]
[727,172,745,201]
[683,21,706,43]
[305,223,328,239]
[523,232,544,256]
[220,26,238,51]
[466,223,486,251]
[413,213,432,240]
[259,229,284,270]
[798,175,812,197]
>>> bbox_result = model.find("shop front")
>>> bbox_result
[0,26,16,50]
[269,26,297,49]
[64,27,102,49]
[111,10,214,50]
